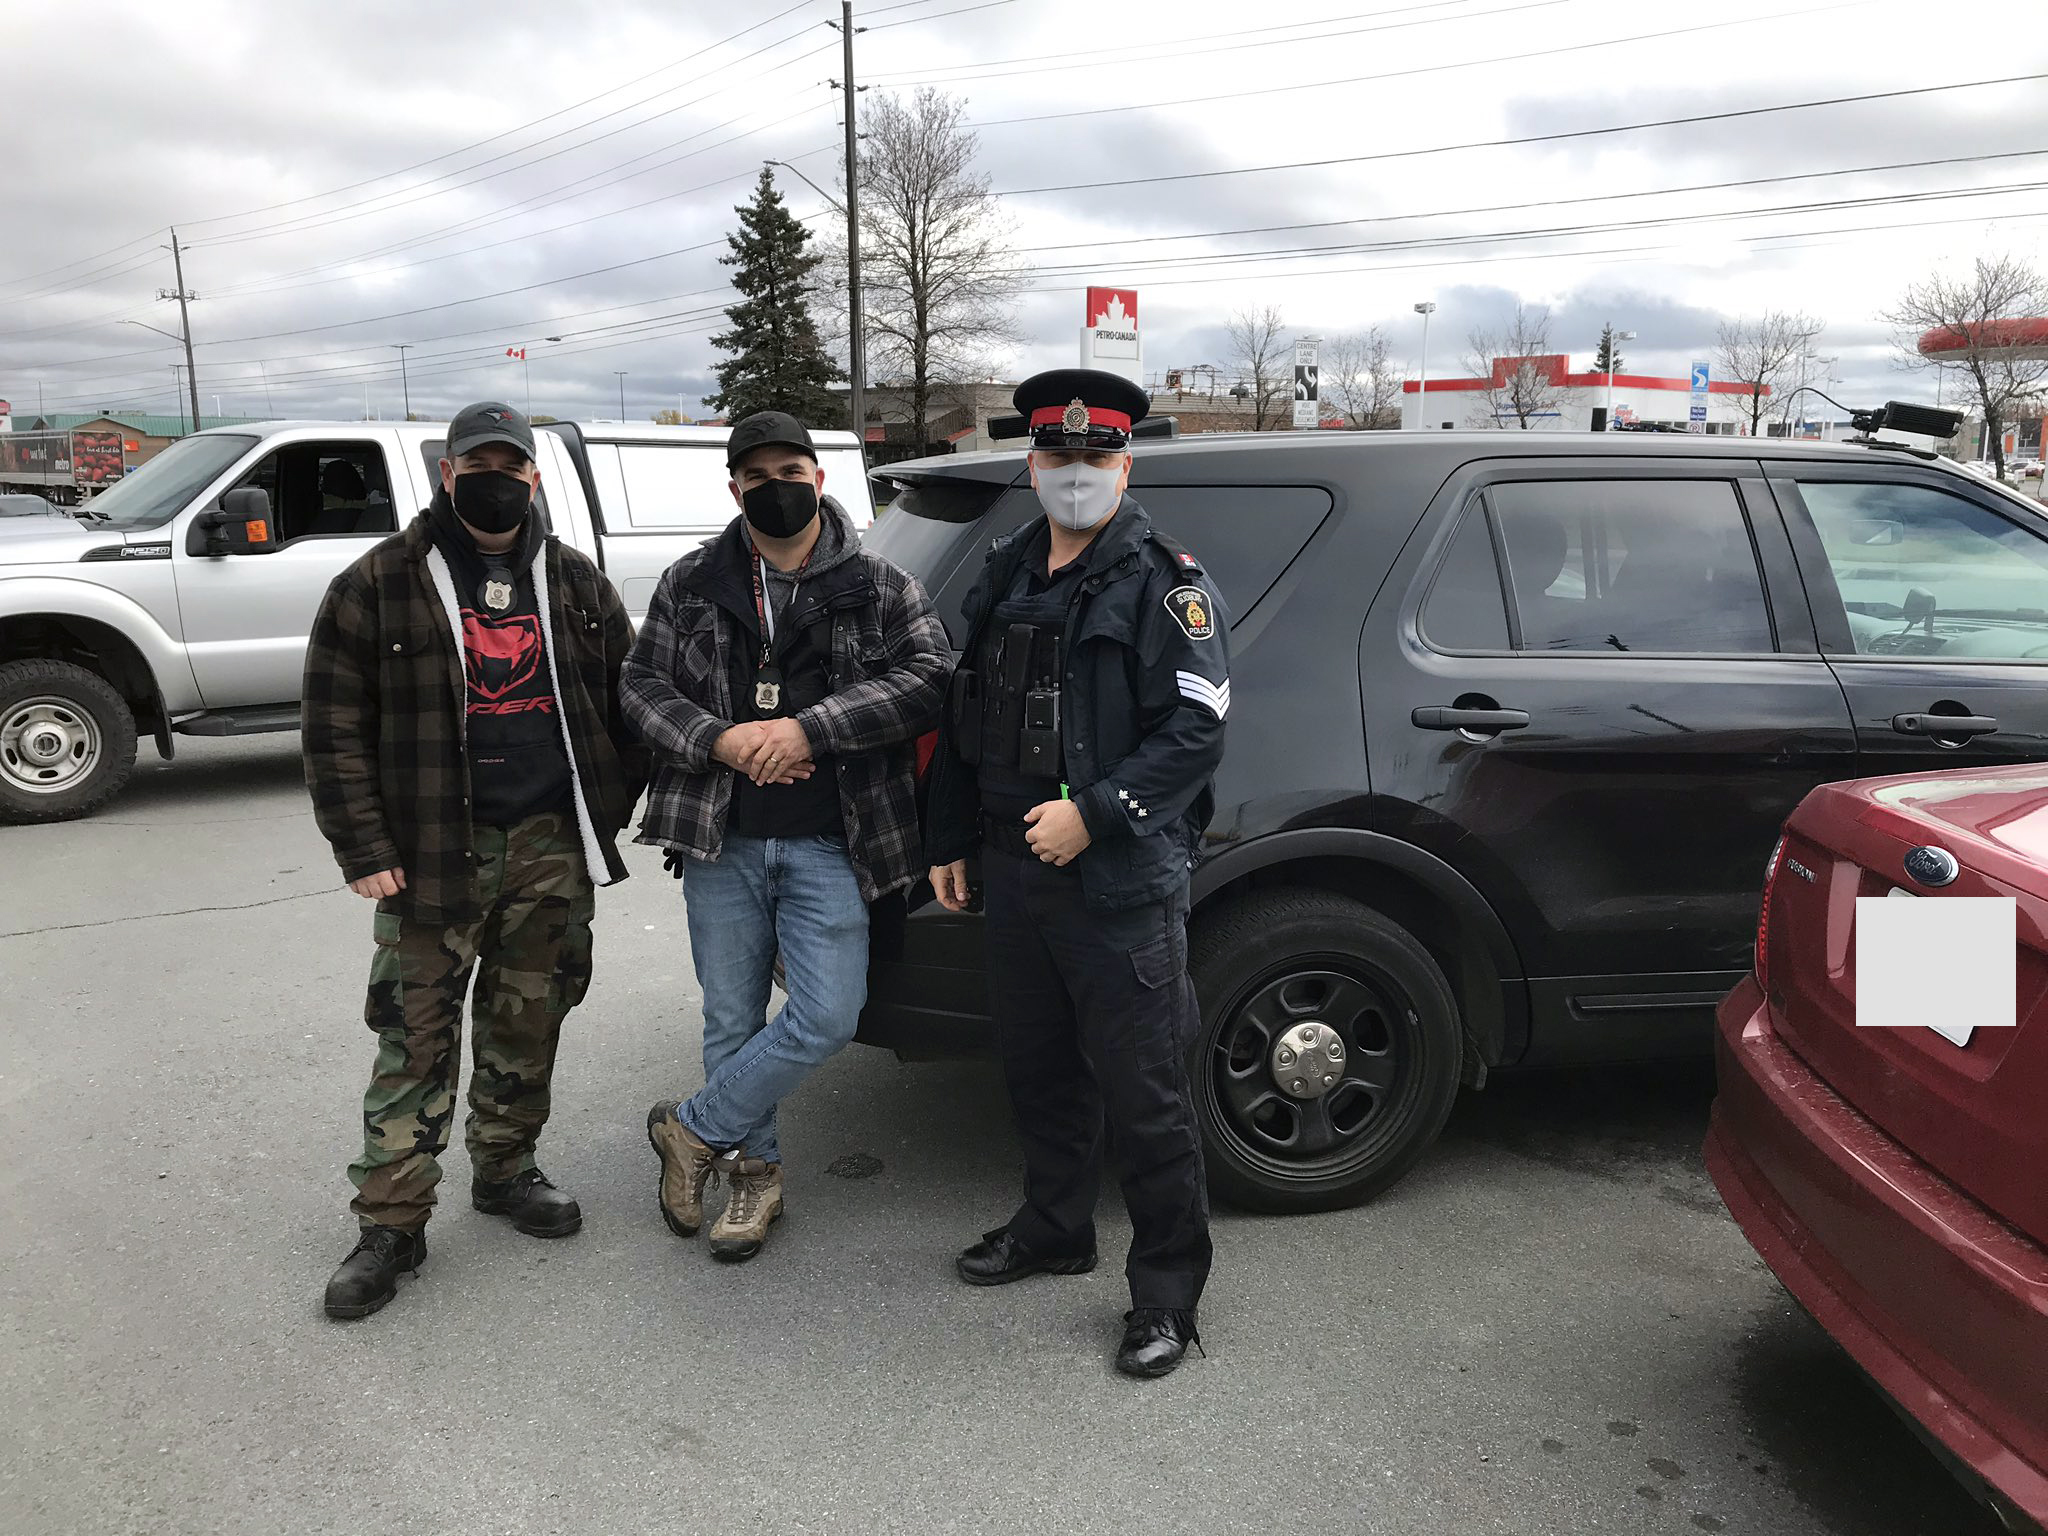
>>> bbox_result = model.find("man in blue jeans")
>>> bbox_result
[621,411,949,1260]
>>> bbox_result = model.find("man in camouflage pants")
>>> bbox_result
[304,402,643,1318]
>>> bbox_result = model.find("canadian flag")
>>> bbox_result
[505,346,527,361]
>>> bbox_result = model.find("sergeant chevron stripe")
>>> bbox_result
[1175,670,1230,720]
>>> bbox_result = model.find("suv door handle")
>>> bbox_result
[1412,706,1531,733]
[1891,712,1998,738]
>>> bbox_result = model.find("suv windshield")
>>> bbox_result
[81,434,257,531]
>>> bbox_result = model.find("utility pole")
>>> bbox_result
[393,345,413,420]
[614,371,627,420]
[829,1,867,443]
[161,228,202,431]
[170,365,186,436]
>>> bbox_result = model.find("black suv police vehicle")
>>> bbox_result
[859,425,2048,1214]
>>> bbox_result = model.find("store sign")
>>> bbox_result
[1085,287,1139,360]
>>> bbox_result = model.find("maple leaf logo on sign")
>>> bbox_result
[1086,287,1138,331]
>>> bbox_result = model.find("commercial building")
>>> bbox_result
[1402,354,1766,434]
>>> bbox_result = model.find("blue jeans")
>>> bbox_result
[675,834,869,1166]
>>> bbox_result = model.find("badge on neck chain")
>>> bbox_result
[479,567,515,615]
[753,662,783,715]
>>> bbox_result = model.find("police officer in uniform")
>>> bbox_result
[925,368,1230,1377]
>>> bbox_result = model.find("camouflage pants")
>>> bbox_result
[348,812,595,1231]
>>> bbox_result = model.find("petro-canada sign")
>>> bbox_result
[1085,287,1139,360]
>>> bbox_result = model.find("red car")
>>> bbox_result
[1708,764,2048,1531]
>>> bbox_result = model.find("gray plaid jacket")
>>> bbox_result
[620,499,950,903]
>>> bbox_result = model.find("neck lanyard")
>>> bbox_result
[749,542,812,665]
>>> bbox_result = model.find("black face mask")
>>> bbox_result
[451,470,532,536]
[741,479,819,541]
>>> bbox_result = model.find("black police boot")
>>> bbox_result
[471,1168,582,1238]
[1116,1308,1203,1379]
[323,1227,426,1319]
[955,1228,1098,1287]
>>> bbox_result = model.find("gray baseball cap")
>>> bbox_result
[447,400,536,461]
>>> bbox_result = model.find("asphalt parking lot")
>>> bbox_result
[0,738,2006,1536]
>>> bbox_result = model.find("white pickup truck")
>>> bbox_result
[0,418,874,822]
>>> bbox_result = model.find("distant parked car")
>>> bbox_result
[0,494,63,518]
[1706,764,2048,1532]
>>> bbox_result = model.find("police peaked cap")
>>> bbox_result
[1013,369,1150,451]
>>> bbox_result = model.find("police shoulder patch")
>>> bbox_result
[1166,584,1214,640]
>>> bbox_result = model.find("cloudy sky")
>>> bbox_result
[5,0,2044,427]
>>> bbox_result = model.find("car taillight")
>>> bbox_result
[1755,834,1785,992]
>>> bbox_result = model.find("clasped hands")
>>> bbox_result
[714,717,816,786]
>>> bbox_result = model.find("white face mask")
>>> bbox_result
[1033,459,1124,530]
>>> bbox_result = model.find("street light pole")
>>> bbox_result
[614,371,628,420]
[1604,327,1636,432]
[392,345,413,420]
[1412,302,1436,429]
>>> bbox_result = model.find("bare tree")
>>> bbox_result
[1326,326,1405,429]
[1464,305,1560,429]
[1715,310,1822,436]
[1888,253,2048,474]
[1227,305,1290,431]
[853,87,1024,455]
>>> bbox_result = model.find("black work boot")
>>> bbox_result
[1116,1308,1203,1379]
[324,1227,426,1319]
[955,1228,1098,1287]
[471,1167,582,1237]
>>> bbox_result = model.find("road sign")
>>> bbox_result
[1691,362,1710,392]
[1293,339,1320,429]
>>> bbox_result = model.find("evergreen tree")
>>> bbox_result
[1593,324,1626,375]
[706,169,845,426]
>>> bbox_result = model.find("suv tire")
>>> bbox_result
[0,659,137,824]
[1189,889,1462,1213]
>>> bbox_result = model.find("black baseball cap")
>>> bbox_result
[447,400,536,461]
[726,410,817,471]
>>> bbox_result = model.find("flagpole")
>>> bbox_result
[524,354,531,416]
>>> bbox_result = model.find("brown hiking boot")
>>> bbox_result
[646,1100,721,1238]
[709,1157,783,1262]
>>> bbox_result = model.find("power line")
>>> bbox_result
[865,0,1018,28]
[993,73,2048,195]
[0,5,821,292]
[1011,180,2048,282]
[1011,149,2048,255]
[964,0,1877,129]
[864,0,1479,79]
[185,3,823,239]
[189,35,839,250]
[869,0,1571,83]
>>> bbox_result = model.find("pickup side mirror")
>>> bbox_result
[186,487,279,556]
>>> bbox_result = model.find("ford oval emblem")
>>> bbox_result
[1903,846,1959,888]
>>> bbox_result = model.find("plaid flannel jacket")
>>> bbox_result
[302,514,646,922]
[620,503,950,903]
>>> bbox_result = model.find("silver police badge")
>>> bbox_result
[1061,398,1089,435]
[482,578,514,613]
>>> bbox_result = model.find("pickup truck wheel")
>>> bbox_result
[1189,889,1462,1214]
[0,659,137,824]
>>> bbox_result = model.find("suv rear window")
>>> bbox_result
[868,473,1331,644]
[864,476,1012,643]
[1425,479,1776,654]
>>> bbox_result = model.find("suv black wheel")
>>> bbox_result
[0,659,137,824]
[1189,889,1462,1213]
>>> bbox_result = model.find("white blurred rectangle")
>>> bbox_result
[1856,895,2015,1045]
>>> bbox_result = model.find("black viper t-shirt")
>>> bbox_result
[430,497,574,828]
